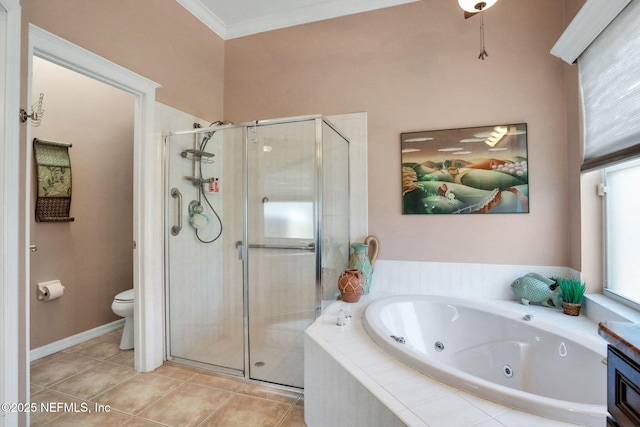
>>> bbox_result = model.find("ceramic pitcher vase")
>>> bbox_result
[338,269,365,303]
[348,236,379,294]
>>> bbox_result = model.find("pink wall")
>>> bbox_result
[22,0,226,121]
[19,0,228,348]
[224,1,574,266]
[20,0,586,269]
[15,0,593,351]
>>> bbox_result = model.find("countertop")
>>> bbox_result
[598,320,640,361]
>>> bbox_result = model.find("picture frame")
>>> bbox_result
[401,123,528,214]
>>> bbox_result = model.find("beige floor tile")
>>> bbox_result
[152,363,198,381]
[93,373,181,415]
[29,389,84,427]
[137,382,231,427]
[107,349,135,368]
[50,361,137,399]
[31,333,308,427]
[62,335,111,354]
[237,383,302,405]
[31,384,45,396]
[30,351,63,369]
[43,407,131,426]
[103,326,124,342]
[190,372,246,393]
[101,332,124,347]
[75,340,123,360]
[190,372,301,405]
[30,353,99,387]
[278,406,307,427]
[201,394,290,427]
[121,418,167,426]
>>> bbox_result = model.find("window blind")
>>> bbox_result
[579,0,640,171]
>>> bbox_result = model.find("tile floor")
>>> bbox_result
[30,329,307,426]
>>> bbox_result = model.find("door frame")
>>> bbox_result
[26,26,163,373]
[0,0,22,425]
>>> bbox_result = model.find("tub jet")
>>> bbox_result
[503,365,513,378]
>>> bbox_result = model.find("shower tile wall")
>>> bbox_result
[321,122,350,305]
[326,112,368,243]
[170,135,230,364]
[159,103,244,371]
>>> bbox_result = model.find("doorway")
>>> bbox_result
[26,25,163,374]
[29,56,135,351]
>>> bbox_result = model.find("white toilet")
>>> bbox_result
[111,289,134,350]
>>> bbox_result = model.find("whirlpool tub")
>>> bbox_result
[363,295,607,426]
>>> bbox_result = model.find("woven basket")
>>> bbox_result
[562,302,582,316]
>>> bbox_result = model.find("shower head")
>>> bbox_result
[196,120,233,147]
[201,131,215,145]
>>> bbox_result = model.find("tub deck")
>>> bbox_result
[304,293,607,427]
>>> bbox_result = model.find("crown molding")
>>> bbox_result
[176,0,229,39]
[551,0,631,64]
[178,0,419,40]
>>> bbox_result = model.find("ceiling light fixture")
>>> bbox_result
[458,0,497,14]
[458,0,498,60]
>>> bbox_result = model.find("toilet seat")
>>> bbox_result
[114,289,134,303]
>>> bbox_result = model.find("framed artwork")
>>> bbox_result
[401,123,528,214]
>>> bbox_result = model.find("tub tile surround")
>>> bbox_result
[370,259,577,301]
[304,259,607,427]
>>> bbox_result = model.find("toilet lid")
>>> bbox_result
[115,289,134,302]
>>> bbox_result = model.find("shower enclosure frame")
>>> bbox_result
[163,114,350,387]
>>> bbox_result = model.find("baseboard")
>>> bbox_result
[30,319,125,361]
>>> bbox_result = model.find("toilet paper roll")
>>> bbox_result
[38,280,65,301]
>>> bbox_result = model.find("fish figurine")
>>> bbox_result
[511,273,562,307]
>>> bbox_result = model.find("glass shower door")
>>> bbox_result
[166,128,245,373]
[246,120,318,388]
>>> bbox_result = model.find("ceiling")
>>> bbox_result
[177,0,421,40]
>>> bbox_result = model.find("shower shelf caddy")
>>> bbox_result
[181,148,216,186]
[180,148,215,162]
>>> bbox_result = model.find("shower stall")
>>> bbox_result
[164,115,350,388]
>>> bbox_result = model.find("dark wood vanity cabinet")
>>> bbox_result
[607,346,640,426]
[599,321,640,427]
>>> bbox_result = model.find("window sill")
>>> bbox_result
[584,293,640,324]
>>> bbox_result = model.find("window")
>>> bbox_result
[263,201,314,239]
[574,0,640,310]
[604,159,640,308]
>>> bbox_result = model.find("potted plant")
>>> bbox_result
[556,278,587,316]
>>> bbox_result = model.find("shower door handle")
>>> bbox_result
[236,241,243,260]
[170,188,182,236]
[248,243,316,251]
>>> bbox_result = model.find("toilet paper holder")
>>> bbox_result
[37,280,65,301]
